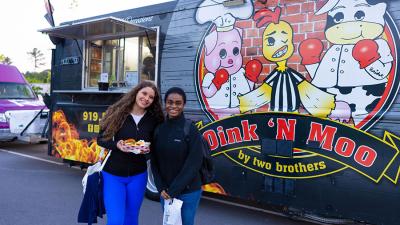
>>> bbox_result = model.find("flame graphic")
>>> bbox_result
[52,110,104,163]
[202,183,227,195]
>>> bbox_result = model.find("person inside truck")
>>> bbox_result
[141,56,155,81]
[97,81,164,225]
[151,87,204,225]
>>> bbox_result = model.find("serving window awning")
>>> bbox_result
[39,16,156,41]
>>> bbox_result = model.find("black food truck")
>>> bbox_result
[40,0,400,224]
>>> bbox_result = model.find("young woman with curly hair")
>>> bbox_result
[97,81,164,225]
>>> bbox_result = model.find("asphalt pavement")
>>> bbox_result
[0,141,316,225]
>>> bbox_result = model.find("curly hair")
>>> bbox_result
[100,81,164,140]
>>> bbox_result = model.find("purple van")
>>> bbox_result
[0,65,48,141]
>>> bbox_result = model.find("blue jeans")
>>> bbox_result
[102,171,147,225]
[161,190,202,225]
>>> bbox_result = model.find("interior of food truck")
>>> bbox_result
[87,34,156,88]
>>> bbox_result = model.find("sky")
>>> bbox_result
[0,0,173,73]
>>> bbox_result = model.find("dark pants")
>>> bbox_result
[161,189,202,225]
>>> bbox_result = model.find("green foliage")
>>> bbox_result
[31,86,44,95]
[24,70,51,83]
[0,54,12,65]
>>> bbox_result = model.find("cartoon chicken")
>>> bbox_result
[196,0,262,119]
[239,7,335,117]
[299,0,393,123]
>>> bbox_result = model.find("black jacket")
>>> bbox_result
[97,112,158,177]
[151,114,203,198]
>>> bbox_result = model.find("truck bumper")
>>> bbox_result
[0,128,17,141]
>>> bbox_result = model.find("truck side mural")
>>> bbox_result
[44,0,400,224]
[196,0,397,127]
[194,0,399,223]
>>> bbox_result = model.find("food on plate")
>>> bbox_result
[124,139,137,146]
[135,140,145,146]
[123,139,148,147]
[123,139,150,154]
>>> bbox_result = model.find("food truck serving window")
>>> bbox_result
[86,33,157,88]
[39,16,158,90]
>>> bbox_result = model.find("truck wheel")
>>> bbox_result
[146,160,160,201]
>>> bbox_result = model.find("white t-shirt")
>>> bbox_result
[131,112,145,125]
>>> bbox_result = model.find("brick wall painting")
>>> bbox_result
[194,0,399,132]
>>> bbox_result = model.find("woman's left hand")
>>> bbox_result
[161,190,171,200]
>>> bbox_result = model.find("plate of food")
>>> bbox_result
[123,139,151,154]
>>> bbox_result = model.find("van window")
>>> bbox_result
[85,31,158,89]
[0,82,36,99]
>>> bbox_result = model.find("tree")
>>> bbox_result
[2,57,12,65]
[27,48,45,71]
[0,54,12,65]
[24,70,51,83]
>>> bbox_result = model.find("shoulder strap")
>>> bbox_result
[100,149,111,170]
[98,135,114,170]
[183,119,192,138]
[182,119,193,144]
[154,125,160,141]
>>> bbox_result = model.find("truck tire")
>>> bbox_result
[145,160,160,201]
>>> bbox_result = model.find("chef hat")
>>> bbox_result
[316,0,387,26]
[213,14,235,31]
[315,0,340,15]
[196,0,253,31]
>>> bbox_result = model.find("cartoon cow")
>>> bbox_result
[196,0,262,119]
[299,0,393,123]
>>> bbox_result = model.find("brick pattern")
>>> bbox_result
[236,0,329,82]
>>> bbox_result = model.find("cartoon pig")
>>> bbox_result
[196,0,259,119]
[201,28,261,119]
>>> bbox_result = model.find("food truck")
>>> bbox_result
[40,0,400,224]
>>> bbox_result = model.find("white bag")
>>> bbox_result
[163,198,183,225]
[82,148,111,194]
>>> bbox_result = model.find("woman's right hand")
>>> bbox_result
[117,140,132,153]
[161,190,171,200]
